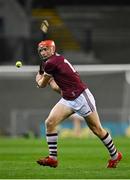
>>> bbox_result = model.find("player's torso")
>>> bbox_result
[44,54,87,100]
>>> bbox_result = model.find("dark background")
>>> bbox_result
[0,0,130,65]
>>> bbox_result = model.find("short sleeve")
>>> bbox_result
[44,61,56,75]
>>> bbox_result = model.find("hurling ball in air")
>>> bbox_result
[16,61,22,68]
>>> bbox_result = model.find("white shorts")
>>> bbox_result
[58,88,97,117]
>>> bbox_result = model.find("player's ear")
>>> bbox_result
[51,46,55,54]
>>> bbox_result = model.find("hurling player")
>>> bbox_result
[36,40,122,168]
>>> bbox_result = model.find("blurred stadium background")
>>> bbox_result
[0,0,130,138]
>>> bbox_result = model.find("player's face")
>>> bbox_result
[39,46,54,60]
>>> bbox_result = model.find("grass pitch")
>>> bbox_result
[0,136,129,179]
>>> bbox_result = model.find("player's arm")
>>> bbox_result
[48,78,61,94]
[36,72,51,88]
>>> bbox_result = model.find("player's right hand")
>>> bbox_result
[36,72,43,83]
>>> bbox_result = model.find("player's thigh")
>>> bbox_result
[84,111,103,129]
[46,102,74,125]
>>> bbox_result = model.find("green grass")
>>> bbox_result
[0,136,130,179]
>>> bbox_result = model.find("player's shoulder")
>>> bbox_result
[48,53,64,63]
[53,53,64,60]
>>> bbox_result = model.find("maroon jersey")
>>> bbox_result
[42,53,87,100]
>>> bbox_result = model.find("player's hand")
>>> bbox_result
[36,72,43,83]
